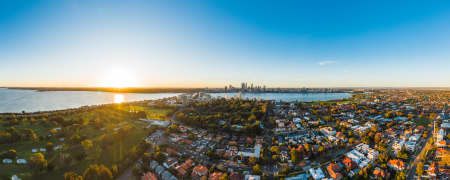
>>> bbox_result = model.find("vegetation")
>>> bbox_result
[176,98,270,135]
[0,101,173,179]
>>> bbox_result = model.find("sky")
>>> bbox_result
[0,0,449,88]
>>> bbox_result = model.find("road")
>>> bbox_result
[170,105,184,122]
[406,132,432,180]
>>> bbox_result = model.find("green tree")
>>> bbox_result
[46,142,54,152]
[29,153,48,172]
[153,152,167,164]
[395,171,406,180]
[64,172,83,180]
[220,173,228,180]
[253,164,262,175]
[417,161,424,177]
[83,164,113,180]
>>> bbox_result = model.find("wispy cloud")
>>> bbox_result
[318,61,336,66]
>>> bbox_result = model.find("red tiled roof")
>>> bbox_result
[192,165,208,176]
[208,172,223,180]
[141,172,158,180]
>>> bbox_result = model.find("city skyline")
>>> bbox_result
[1,1,450,88]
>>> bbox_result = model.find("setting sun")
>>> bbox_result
[113,94,125,103]
[97,68,141,88]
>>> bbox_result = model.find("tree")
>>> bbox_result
[219,173,228,180]
[253,164,262,175]
[269,146,280,154]
[4,149,17,159]
[397,146,409,160]
[46,142,55,152]
[249,156,257,166]
[290,148,300,163]
[81,139,94,151]
[111,165,119,177]
[64,172,83,180]
[83,164,113,180]
[417,161,424,177]
[153,152,167,164]
[395,171,406,180]
[132,166,142,177]
[29,153,48,172]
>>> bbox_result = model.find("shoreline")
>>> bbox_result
[5,87,204,93]
[4,87,354,94]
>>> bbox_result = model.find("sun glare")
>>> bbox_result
[98,68,141,88]
[114,94,125,103]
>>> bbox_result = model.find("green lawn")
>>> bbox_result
[414,118,431,126]
[0,105,170,179]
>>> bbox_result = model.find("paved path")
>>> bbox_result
[406,132,432,180]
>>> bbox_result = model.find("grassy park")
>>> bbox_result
[0,102,175,179]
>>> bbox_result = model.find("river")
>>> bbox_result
[0,88,351,113]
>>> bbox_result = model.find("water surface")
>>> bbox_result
[0,88,351,113]
[210,92,351,102]
[0,88,179,113]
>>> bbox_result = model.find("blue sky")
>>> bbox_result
[0,0,449,87]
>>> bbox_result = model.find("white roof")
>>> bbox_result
[442,123,450,129]
[16,159,27,164]
[309,168,325,180]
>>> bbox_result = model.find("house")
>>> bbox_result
[244,175,260,180]
[192,165,208,179]
[342,157,356,169]
[320,127,336,136]
[373,167,385,178]
[346,150,364,164]
[53,145,63,150]
[326,163,342,179]
[163,158,178,169]
[392,140,404,152]
[174,166,187,177]
[161,171,178,180]
[308,168,325,180]
[285,174,311,180]
[11,175,21,180]
[2,159,12,164]
[209,172,224,180]
[405,141,416,152]
[141,172,158,180]
[229,173,244,180]
[167,148,181,157]
[388,159,405,171]
[367,149,379,160]
[180,159,193,170]
[16,159,27,164]
[426,162,437,177]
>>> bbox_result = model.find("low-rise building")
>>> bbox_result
[388,159,405,171]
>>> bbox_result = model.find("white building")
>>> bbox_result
[16,159,26,164]
[320,127,336,136]
[408,135,420,142]
[237,144,261,158]
[367,149,379,160]
[392,140,405,152]
[309,168,325,180]
[405,141,416,152]
[245,175,261,180]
